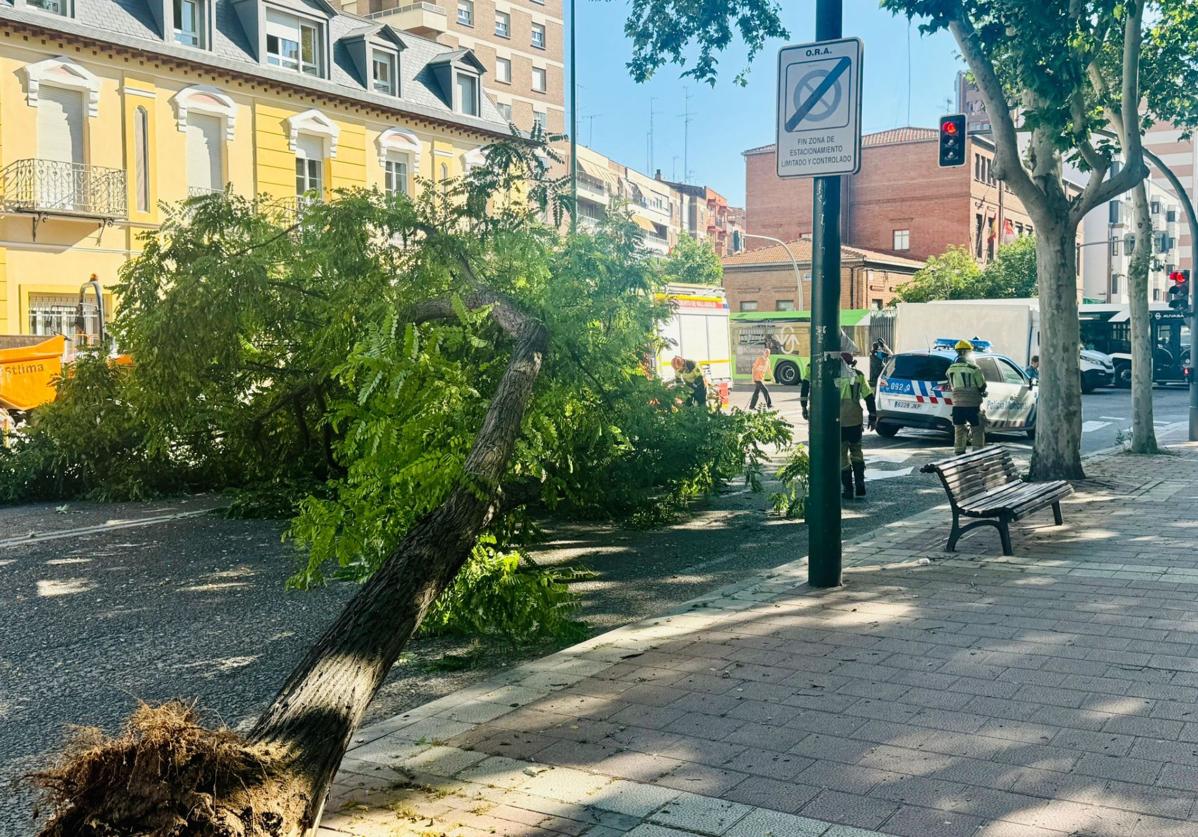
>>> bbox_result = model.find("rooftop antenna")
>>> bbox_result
[679,86,693,183]
[582,113,601,146]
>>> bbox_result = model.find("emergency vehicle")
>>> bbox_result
[875,338,1038,439]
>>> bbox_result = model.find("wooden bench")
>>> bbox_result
[920,446,1073,556]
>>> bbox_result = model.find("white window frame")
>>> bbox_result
[455,72,480,117]
[265,7,325,78]
[371,49,398,95]
[531,23,546,49]
[893,229,910,251]
[496,101,512,122]
[172,84,236,141]
[456,0,473,25]
[494,10,510,37]
[173,0,207,48]
[532,110,546,133]
[384,151,410,196]
[495,56,512,85]
[286,109,340,157]
[25,0,73,17]
[531,66,546,93]
[23,55,101,117]
[376,126,421,168]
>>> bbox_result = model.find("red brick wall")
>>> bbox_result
[745,140,974,261]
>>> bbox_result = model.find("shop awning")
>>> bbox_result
[578,159,615,187]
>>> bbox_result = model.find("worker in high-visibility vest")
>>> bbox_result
[947,339,988,455]
[837,352,876,499]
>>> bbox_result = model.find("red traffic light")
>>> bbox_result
[942,121,959,136]
[1171,271,1189,284]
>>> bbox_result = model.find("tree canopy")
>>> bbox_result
[660,233,724,286]
[894,238,1036,303]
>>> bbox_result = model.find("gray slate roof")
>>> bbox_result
[0,0,509,136]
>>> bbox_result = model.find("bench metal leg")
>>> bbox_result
[1052,501,1063,526]
[947,516,1006,553]
[998,518,1014,556]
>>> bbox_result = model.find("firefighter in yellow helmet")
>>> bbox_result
[837,352,876,499]
[947,339,987,455]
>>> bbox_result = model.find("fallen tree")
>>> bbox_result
[30,141,790,834]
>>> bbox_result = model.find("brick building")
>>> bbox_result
[721,238,924,313]
[359,0,563,136]
[744,127,1041,266]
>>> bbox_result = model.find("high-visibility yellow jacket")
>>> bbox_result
[837,369,875,428]
[947,359,987,407]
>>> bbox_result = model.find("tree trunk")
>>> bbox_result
[247,292,549,833]
[1030,223,1086,481]
[1128,181,1159,454]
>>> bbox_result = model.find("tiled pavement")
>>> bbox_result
[318,444,1198,837]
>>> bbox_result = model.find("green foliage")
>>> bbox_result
[983,236,1038,298]
[894,246,984,302]
[770,444,811,519]
[895,239,1037,302]
[0,354,194,502]
[660,234,723,286]
[419,539,592,645]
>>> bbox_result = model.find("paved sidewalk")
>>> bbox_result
[319,444,1198,837]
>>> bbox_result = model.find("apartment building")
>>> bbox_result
[570,144,677,254]
[660,178,740,256]
[1082,176,1181,304]
[744,128,1043,266]
[360,0,563,137]
[0,0,508,337]
[1144,123,1198,273]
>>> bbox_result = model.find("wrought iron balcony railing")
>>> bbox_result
[0,159,127,220]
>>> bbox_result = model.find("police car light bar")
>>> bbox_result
[932,337,993,353]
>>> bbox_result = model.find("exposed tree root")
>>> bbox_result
[31,701,311,837]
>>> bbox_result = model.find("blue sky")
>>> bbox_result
[566,3,966,206]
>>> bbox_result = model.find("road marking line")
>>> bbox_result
[0,508,218,550]
[1082,421,1112,433]
[864,467,914,481]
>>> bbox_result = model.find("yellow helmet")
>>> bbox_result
[954,339,974,351]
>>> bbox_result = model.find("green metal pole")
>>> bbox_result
[808,0,843,589]
[569,0,577,233]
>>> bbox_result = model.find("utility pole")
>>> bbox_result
[808,0,845,589]
[569,0,577,232]
[680,86,693,184]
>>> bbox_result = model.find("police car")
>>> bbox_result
[875,338,1037,439]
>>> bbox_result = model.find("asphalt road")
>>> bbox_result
[0,384,1189,833]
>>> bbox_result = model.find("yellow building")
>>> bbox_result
[0,0,510,338]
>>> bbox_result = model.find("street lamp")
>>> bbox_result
[735,232,806,311]
[569,0,577,233]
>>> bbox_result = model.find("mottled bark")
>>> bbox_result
[1128,182,1159,454]
[1031,224,1086,481]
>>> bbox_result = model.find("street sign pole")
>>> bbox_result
[774,6,860,589]
[808,0,844,588]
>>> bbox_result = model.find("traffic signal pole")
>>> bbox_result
[807,0,844,589]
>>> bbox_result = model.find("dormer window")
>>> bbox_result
[455,73,479,117]
[28,0,72,14]
[266,8,325,77]
[372,50,397,95]
[173,0,207,48]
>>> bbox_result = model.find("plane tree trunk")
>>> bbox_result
[1031,215,1086,480]
[1128,181,1159,453]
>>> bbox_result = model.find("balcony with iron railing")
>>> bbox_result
[0,159,127,221]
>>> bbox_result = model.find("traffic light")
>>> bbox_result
[1168,269,1190,313]
[939,114,967,167]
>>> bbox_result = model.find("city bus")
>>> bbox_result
[1078,304,1190,386]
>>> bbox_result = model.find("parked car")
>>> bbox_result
[875,340,1038,439]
